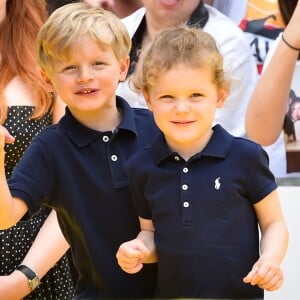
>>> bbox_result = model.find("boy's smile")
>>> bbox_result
[44,35,129,131]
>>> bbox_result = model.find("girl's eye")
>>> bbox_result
[158,95,174,103]
[190,93,203,101]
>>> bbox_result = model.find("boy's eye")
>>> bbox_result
[190,93,202,98]
[93,61,104,67]
[63,65,77,72]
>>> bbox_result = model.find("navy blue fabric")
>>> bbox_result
[125,125,277,299]
[8,96,159,299]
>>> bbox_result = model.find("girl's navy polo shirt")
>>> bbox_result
[8,97,159,299]
[125,124,277,299]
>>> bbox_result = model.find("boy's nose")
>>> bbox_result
[77,67,95,83]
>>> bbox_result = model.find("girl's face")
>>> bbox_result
[145,64,226,158]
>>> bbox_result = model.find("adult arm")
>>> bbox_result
[0,210,70,299]
[246,0,300,145]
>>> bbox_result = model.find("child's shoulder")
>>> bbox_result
[232,135,264,151]
[125,143,153,172]
[132,107,159,134]
[230,135,269,163]
[33,123,65,146]
[217,125,267,157]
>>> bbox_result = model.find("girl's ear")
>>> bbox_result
[216,87,228,108]
[143,92,152,111]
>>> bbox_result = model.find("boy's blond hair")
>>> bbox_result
[36,2,131,74]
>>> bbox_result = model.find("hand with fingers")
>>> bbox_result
[243,257,284,291]
[116,239,150,274]
[0,126,15,162]
[0,126,15,146]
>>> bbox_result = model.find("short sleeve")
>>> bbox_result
[246,144,277,204]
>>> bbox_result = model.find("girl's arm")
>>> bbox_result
[243,190,289,291]
[116,217,157,274]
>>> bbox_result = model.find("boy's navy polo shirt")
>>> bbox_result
[8,97,158,299]
[125,125,277,299]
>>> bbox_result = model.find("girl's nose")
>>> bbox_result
[175,99,190,112]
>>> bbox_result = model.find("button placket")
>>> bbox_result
[181,164,192,226]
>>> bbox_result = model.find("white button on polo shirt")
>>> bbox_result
[111,155,118,161]
[102,136,109,142]
[182,184,188,190]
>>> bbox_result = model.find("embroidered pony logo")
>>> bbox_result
[214,177,221,190]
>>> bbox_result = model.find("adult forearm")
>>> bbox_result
[246,0,300,145]
[0,271,32,300]
[21,210,70,279]
[246,40,298,145]
[0,208,70,300]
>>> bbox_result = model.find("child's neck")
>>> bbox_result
[70,106,122,132]
[167,129,213,161]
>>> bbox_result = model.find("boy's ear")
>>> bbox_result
[41,69,55,93]
[119,56,130,82]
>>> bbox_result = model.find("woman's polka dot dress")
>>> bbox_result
[0,106,75,299]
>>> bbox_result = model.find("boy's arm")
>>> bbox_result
[0,210,70,299]
[243,190,289,291]
[116,217,157,274]
[0,127,28,228]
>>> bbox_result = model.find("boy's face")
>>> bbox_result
[43,35,129,117]
[145,64,226,155]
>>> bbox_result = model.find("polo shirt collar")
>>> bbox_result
[59,96,138,147]
[151,124,233,165]
[128,1,209,76]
